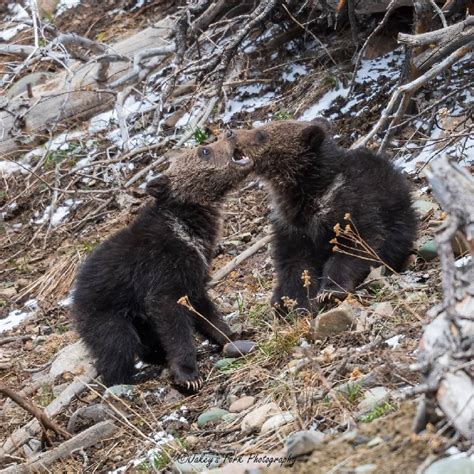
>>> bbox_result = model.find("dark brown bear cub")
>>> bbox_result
[71,139,252,390]
[226,120,416,314]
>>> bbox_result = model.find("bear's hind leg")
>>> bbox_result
[79,314,140,386]
[191,294,235,346]
[146,298,202,392]
[317,254,371,304]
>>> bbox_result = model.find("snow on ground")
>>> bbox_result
[33,199,83,227]
[0,299,38,334]
[222,85,275,123]
[299,84,349,121]
[56,0,82,16]
[282,64,307,82]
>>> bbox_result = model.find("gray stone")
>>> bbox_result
[418,240,438,261]
[413,199,438,217]
[354,464,377,473]
[67,404,113,433]
[310,305,357,339]
[240,402,280,433]
[223,340,256,358]
[214,358,237,370]
[49,341,93,379]
[261,411,295,434]
[357,387,390,413]
[197,408,229,428]
[425,457,474,474]
[367,436,384,447]
[104,384,134,399]
[371,302,393,319]
[285,430,325,458]
[229,396,255,413]
[0,287,17,299]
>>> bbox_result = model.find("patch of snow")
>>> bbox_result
[282,64,307,82]
[56,0,82,16]
[58,293,74,307]
[0,24,28,41]
[455,256,472,268]
[222,90,275,123]
[385,334,404,349]
[1,299,38,334]
[161,411,188,424]
[34,199,82,227]
[89,110,116,134]
[299,84,349,120]
[0,161,23,177]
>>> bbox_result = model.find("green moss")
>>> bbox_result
[193,128,208,144]
[360,402,395,423]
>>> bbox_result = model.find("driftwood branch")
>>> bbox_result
[0,421,118,474]
[0,383,71,443]
[413,156,474,440]
[210,234,272,287]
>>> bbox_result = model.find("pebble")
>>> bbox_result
[285,430,325,458]
[222,340,256,358]
[229,396,255,413]
[357,387,390,413]
[425,457,474,474]
[215,358,237,370]
[197,408,229,428]
[418,240,438,261]
[261,411,295,434]
[310,305,356,339]
[366,436,384,447]
[354,464,377,473]
[67,404,112,433]
[184,435,199,448]
[240,402,280,433]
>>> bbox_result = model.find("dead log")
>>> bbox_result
[0,19,173,158]
[414,156,474,439]
[0,421,118,474]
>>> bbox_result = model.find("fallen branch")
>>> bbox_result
[209,234,272,287]
[0,367,97,459]
[0,421,118,474]
[0,382,71,443]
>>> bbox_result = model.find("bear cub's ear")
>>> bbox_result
[301,124,326,150]
[146,174,171,199]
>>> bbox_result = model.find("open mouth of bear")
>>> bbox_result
[231,150,252,167]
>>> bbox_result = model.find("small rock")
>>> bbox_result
[229,396,255,413]
[413,199,438,217]
[354,464,377,473]
[310,304,357,339]
[285,430,325,457]
[367,436,384,447]
[22,439,41,458]
[425,457,474,474]
[67,404,113,433]
[418,240,438,261]
[215,358,237,370]
[240,402,280,433]
[261,411,295,434]
[371,302,393,318]
[223,340,256,358]
[222,413,238,423]
[197,408,229,428]
[357,387,390,413]
[49,341,93,379]
[104,385,134,399]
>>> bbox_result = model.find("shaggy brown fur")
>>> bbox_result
[72,139,252,390]
[225,120,417,314]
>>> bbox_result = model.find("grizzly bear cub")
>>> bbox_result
[72,139,252,390]
[225,120,416,314]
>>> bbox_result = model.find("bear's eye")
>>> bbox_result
[255,130,267,144]
[225,130,234,139]
[199,147,211,158]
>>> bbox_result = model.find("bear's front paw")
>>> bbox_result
[171,366,204,393]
